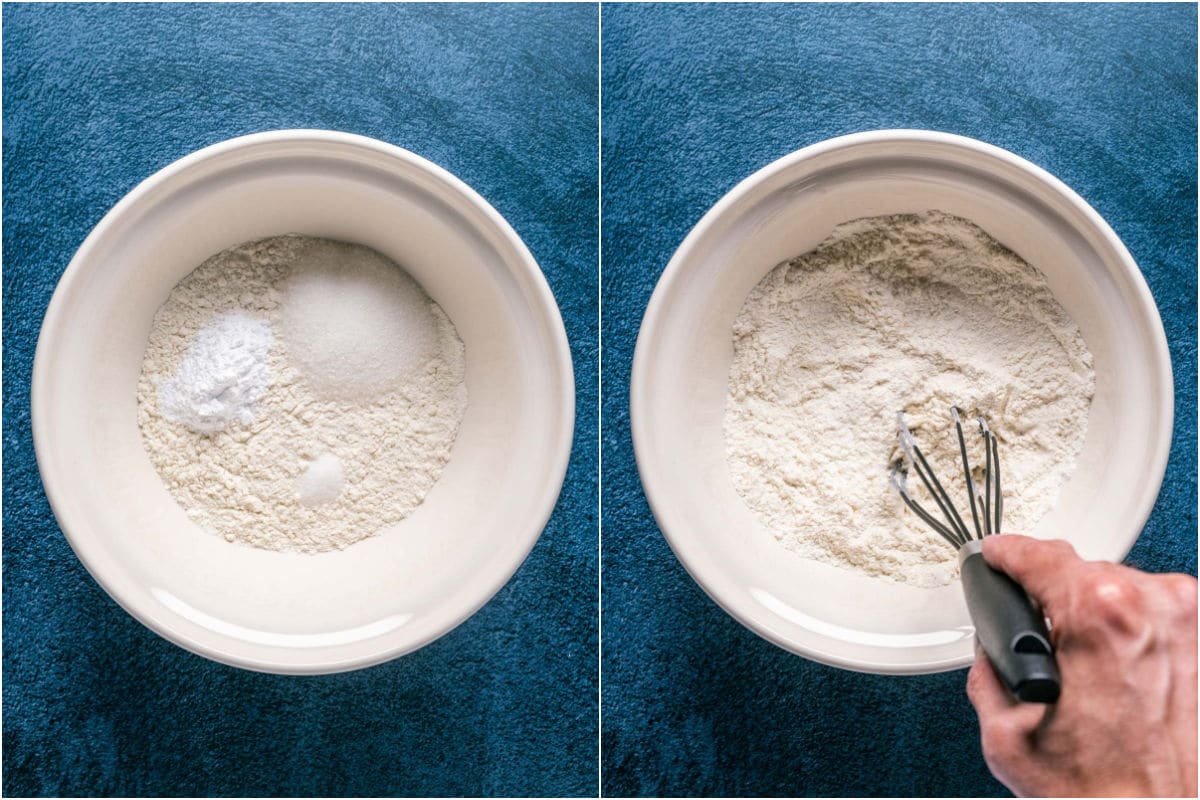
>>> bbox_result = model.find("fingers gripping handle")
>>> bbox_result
[959,540,1061,704]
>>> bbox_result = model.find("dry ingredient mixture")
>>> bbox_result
[137,236,467,553]
[723,211,1095,587]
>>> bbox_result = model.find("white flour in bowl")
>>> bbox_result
[723,211,1095,587]
[137,235,467,553]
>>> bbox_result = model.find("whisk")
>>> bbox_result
[891,407,1060,704]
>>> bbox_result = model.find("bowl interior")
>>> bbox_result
[35,135,572,671]
[633,134,1171,673]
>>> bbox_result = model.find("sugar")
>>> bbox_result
[279,240,438,400]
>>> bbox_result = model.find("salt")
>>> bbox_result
[157,310,272,434]
[296,454,344,507]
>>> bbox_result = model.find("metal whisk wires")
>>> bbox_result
[889,407,1002,550]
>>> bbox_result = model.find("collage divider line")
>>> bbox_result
[596,2,604,797]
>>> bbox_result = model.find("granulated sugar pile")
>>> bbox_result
[723,211,1095,587]
[138,236,467,553]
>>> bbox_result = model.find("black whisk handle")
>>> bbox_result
[959,540,1061,704]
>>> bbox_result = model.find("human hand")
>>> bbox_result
[966,535,1197,798]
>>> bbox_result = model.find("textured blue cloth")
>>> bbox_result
[3,4,597,797]
[601,4,1196,797]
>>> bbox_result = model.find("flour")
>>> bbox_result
[723,211,1095,587]
[137,235,468,553]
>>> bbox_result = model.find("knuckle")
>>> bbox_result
[965,663,987,702]
[1077,569,1144,632]
[1033,540,1078,579]
[1164,574,1198,619]
[979,720,1019,765]
[1046,539,1076,559]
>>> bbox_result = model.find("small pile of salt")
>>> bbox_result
[296,454,344,507]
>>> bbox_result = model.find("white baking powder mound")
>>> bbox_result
[723,211,1095,587]
[157,311,272,434]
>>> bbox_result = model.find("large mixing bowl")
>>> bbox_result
[33,130,575,673]
[631,129,1173,674]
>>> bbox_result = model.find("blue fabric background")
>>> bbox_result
[3,4,597,797]
[601,4,1197,797]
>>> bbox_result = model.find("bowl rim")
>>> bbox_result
[630,128,1175,674]
[31,128,576,674]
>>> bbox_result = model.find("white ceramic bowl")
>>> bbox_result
[631,130,1173,674]
[33,130,575,673]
